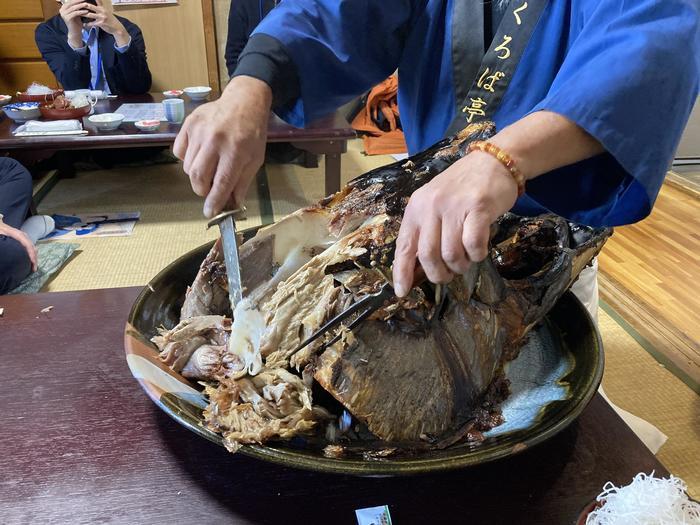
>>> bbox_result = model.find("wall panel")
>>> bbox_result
[114,3,210,91]
[213,0,230,89]
[0,61,57,94]
[0,22,44,59]
[0,1,43,20]
[0,0,52,93]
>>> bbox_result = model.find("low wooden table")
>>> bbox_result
[0,288,668,524]
[0,94,356,195]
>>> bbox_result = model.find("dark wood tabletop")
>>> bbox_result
[0,93,355,151]
[1,93,355,195]
[0,288,668,525]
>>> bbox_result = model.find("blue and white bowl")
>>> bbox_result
[3,102,41,122]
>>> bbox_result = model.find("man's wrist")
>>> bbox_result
[467,142,525,197]
[113,27,130,47]
[488,131,537,182]
[224,75,273,110]
[67,33,85,50]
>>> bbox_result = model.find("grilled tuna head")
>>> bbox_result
[312,213,609,443]
[161,122,611,451]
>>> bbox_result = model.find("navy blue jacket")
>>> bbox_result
[225,0,278,77]
[35,15,152,95]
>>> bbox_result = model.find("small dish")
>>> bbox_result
[163,90,184,99]
[88,113,125,131]
[40,104,91,121]
[16,89,64,103]
[0,95,12,106]
[3,102,41,122]
[183,86,212,101]
[135,119,160,132]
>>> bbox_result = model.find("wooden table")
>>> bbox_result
[0,94,356,195]
[0,288,668,524]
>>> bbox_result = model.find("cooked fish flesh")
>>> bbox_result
[203,368,332,452]
[153,315,234,379]
[180,240,229,319]
[153,121,611,452]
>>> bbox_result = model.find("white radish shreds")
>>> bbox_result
[586,472,700,525]
[25,82,54,95]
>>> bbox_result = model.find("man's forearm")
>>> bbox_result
[67,30,84,50]
[490,111,604,181]
[113,26,131,48]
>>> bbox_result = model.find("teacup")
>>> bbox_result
[163,98,185,124]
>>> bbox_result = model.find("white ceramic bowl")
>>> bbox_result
[162,90,184,99]
[135,119,160,132]
[0,95,12,107]
[183,86,212,101]
[3,102,41,122]
[88,113,125,131]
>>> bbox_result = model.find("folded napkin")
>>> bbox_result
[14,120,86,136]
[64,90,107,100]
[23,120,82,132]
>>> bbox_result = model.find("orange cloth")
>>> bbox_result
[351,76,408,155]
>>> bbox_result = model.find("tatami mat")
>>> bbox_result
[599,309,700,499]
[37,163,260,290]
[669,167,700,197]
[37,140,392,291]
[34,139,698,497]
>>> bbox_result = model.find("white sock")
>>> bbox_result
[21,215,55,244]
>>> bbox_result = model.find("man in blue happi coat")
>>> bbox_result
[174,0,699,299]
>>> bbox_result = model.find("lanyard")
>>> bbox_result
[445,0,550,136]
[86,28,103,91]
[90,50,102,91]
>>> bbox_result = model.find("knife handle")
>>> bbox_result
[206,208,245,229]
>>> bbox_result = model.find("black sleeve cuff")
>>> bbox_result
[232,34,301,110]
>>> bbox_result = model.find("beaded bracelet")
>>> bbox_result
[467,141,526,197]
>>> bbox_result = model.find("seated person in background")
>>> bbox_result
[226,0,278,77]
[0,159,55,295]
[35,0,151,95]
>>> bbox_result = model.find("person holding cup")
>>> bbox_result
[35,0,152,95]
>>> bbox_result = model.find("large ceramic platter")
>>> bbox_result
[125,228,604,476]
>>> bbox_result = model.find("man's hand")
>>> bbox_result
[59,0,89,49]
[392,110,604,297]
[0,223,38,273]
[174,76,272,217]
[392,152,518,296]
[83,0,130,47]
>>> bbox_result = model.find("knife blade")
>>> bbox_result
[207,209,244,309]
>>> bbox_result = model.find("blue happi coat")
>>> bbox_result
[254,0,700,226]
